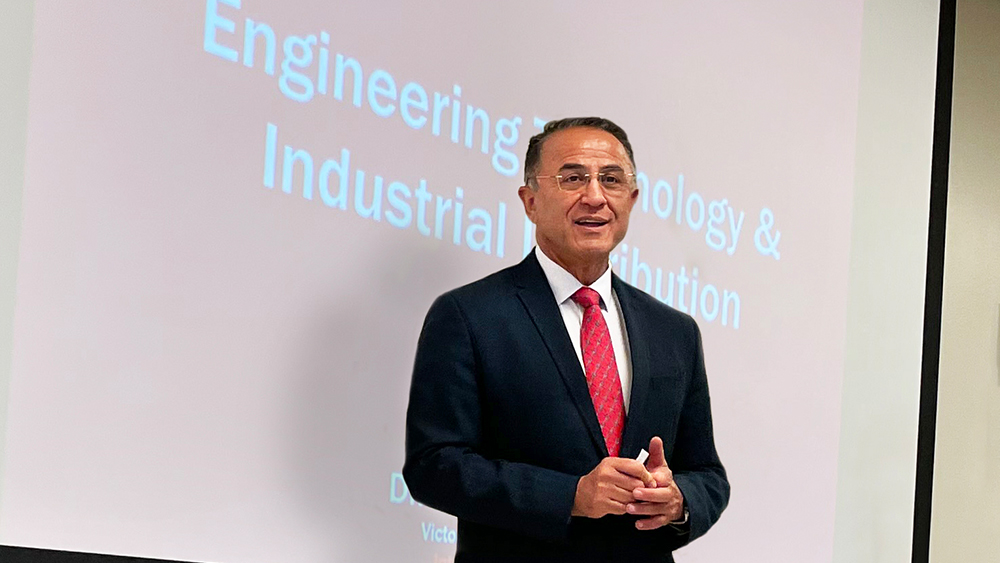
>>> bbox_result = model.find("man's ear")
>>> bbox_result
[628,185,640,211]
[517,184,536,222]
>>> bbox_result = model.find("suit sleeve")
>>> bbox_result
[667,316,730,545]
[402,293,580,542]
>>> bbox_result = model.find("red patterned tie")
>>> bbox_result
[570,287,625,457]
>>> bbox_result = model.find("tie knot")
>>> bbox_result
[571,287,601,309]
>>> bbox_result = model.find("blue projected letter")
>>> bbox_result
[368,69,398,118]
[204,0,240,62]
[243,18,276,75]
[400,82,429,129]
[492,117,521,177]
[386,182,414,228]
[280,35,316,103]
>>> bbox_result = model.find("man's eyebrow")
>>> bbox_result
[557,163,627,171]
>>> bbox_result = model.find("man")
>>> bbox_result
[403,117,728,562]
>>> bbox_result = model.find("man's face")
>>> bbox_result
[518,127,639,270]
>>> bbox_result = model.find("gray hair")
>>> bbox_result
[523,117,636,187]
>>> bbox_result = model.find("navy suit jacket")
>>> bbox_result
[403,251,729,562]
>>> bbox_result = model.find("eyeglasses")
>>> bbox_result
[531,171,636,194]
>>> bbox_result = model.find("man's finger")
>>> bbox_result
[635,514,672,531]
[646,436,666,469]
[632,486,680,504]
[647,465,674,488]
[601,498,629,516]
[606,458,654,486]
[626,501,673,516]
[606,485,639,505]
[604,471,648,493]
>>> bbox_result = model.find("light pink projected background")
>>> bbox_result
[1,1,862,562]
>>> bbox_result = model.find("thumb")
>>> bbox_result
[646,436,666,469]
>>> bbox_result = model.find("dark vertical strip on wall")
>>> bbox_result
[912,0,957,562]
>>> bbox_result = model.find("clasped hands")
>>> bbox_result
[571,437,684,530]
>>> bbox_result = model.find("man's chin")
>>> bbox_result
[572,242,616,260]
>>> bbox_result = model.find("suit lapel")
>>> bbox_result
[513,251,608,457]
[613,275,652,459]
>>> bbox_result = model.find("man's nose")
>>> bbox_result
[579,175,607,205]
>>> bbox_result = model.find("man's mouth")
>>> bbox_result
[574,218,609,227]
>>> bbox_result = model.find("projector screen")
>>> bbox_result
[0,1,941,562]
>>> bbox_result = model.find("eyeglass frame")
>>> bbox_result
[528,170,637,194]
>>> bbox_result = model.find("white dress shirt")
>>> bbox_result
[534,247,633,413]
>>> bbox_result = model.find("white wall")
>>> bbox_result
[833,0,940,561]
[930,1,1000,561]
[0,0,34,521]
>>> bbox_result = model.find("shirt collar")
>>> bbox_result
[535,246,614,310]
